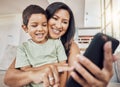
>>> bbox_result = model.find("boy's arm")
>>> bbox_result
[20,65,32,71]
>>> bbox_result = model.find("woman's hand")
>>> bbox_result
[30,64,73,87]
[29,65,60,87]
[71,41,115,87]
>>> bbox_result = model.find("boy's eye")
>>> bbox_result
[43,24,47,27]
[31,24,37,27]
[42,23,47,27]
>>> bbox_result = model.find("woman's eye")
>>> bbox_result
[63,21,68,24]
[52,17,58,20]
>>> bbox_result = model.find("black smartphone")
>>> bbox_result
[66,33,119,87]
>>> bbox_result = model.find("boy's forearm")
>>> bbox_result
[22,61,67,72]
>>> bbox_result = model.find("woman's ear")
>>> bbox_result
[22,25,28,33]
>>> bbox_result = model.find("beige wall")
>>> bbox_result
[64,0,85,27]
[48,0,85,27]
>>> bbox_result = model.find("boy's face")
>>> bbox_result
[24,14,48,44]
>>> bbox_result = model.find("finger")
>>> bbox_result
[43,67,54,87]
[48,72,55,86]
[70,71,88,86]
[76,55,104,79]
[102,41,114,83]
[53,83,60,87]
[43,72,50,87]
[113,54,118,62]
[57,64,74,72]
[76,55,101,72]
[50,65,60,84]
[71,70,105,87]
[74,61,100,86]
[103,41,113,71]
[115,51,120,61]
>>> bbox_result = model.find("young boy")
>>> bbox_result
[15,5,67,87]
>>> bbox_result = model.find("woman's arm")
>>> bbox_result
[4,59,61,87]
[68,41,80,76]
[4,59,72,87]
[57,61,67,87]
[20,63,67,87]
[71,41,115,87]
[4,59,33,87]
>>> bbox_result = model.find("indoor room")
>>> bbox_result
[0,0,120,87]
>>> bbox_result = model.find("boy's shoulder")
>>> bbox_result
[18,40,30,48]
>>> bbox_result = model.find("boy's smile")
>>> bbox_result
[24,14,48,44]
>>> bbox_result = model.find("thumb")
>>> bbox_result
[104,41,113,71]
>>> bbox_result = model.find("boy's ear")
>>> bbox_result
[22,25,28,33]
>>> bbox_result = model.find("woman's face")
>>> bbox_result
[48,9,70,39]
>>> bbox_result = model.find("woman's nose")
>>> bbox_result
[55,21,62,29]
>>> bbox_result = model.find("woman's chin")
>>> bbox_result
[50,35,59,39]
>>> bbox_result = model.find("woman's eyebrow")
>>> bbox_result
[54,15,69,21]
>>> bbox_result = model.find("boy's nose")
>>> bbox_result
[37,26,43,31]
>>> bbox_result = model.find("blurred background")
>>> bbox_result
[0,0,120,87]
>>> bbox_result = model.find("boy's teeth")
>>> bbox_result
[36,33,43,38]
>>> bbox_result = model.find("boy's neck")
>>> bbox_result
[31,38,48,44]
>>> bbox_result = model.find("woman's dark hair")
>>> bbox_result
[46,2,75,56]
[22,4,47,26]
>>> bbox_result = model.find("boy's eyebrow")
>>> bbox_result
[42,21,47,23]
[43,22,47,24]
[30,21,47,23]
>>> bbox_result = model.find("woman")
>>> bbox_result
[4,2,114,87]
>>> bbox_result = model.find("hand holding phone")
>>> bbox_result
[66,33,119,87]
